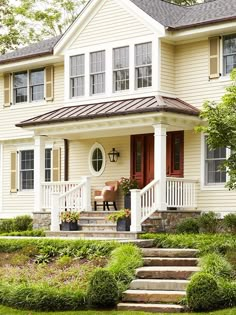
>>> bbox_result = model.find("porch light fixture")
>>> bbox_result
[108,148,120,162]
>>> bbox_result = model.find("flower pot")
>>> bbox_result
[124,194,131,209]
[117,217,131,231]
[60,222,79,231]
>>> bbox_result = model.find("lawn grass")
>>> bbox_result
[0,305,235,315]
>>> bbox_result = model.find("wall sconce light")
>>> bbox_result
[108,148,120,162]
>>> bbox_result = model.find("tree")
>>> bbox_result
[0,0,87,54]
[198,69,236,190]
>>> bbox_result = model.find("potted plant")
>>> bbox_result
[107,209,131,231]
[60,211,80,231]
[119,177,139,209]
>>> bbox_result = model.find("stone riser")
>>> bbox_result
[141,248,199,258]
[136,267,199,280]
[46,231,138,239]
[130,279,189,291]
[79,218,112,225]
[80,211,117,218]
[143,257,198,266]
[122,290,186,303]
[117,303,185,313]
[79,224,117,232]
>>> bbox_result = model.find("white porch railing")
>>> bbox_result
[42,181,82,210]
[58,181,87,212]
[140,179,159,222]
[166,177,197,209]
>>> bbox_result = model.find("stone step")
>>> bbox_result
[136,266,199,279]
[143,257,198,266]
[122,289,186,303]
[79,224,116,232]
[130,279,189,291]
[117,302,185,313]
[46,230,139,239]
[78,217,112,225]
[80,211,117,218]
[142,248,199,258]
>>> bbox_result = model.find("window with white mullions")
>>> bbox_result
[135,42,152,89]
[45,148,52,182]
[205,138,227,185]
[90,50,105,94]
[223,34,236,75]
[13,72,28,103]
[113,46,129,91]
[20,150,34,190]
[70,54,85,97]
[30,69,44,101]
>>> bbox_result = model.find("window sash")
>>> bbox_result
[45,148,52,182]
[90,51,105,95]
[30,69,44,102]
[135,43,152,89]
[223,34,236,75]
[20,150,34,190]
[70,55,85,97]
[113,47,129,92]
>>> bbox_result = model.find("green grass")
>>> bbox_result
[0,305,235,315]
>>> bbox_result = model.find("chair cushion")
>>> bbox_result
[94,196,103,200]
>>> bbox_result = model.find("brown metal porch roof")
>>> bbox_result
[16,96,200,128]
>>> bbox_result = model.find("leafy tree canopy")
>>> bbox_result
[197,70,236,190]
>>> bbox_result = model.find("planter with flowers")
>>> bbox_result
[60,211,80,231]
[119,177,139,209]
[107,209,131,231]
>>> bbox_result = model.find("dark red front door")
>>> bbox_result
[131,132,184,188]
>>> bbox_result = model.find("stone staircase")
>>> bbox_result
[117,248,200,313]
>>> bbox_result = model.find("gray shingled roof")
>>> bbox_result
[16,96,199,127]
[0,35,62,64]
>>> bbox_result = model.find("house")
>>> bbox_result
[0,0,236,233]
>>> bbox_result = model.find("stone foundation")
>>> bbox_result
[142,210,201,233]
[33,212,51,230]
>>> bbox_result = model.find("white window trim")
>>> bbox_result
[88,142,106,177]
[200,133,230,190]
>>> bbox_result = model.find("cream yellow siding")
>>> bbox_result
[68,136,130,209]
[69,0,152,50]
[175,40,229,109]
[0,64,64,139]
[160,41,175,93]
[184,131,236,213]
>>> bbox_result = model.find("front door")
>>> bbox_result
[131,131,184,188]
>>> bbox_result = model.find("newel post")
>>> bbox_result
[51,192,60,231]
[130,189,142,232]
[82,176,92,211]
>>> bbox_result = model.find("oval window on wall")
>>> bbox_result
[89,143,106,176]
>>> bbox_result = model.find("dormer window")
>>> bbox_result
[135,42,152,89]
[70,54,85,97]
[90,50,105,95]
[113,46,129,92]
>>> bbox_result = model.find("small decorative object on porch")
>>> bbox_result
[60,211,80,231]
[119,177,139,209]
[107,209,131,231]
[108,148,120,162]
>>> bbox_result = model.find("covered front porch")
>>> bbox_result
[17,96,202,233]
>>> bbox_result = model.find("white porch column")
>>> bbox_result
[34,135,46,212]
[51,192,60,231]
[82,176,92,211]
[130,189,142,232]
[153,124,167,210]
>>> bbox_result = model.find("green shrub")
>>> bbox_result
[87,269,118,307]
[223,214,236,234]
[107,244,143,294]
[0,219,14,233]
[13,215,32,231]
[176,218,199,234]
[0,229,45,237]
[186,272,220,311]
[200,253,234,280]
[198,211,219,233]
[218,280,236,308]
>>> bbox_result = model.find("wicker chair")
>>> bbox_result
[94,181,119,211]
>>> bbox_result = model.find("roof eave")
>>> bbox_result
[0,50,54,65]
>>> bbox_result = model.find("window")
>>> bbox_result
[13,72,27,103]
[205,138,227,185]
[135,42,152,88]
[30,69,44,101]
[89,143,106,176]
[45,148,52,182]
[70,54,85,97]
[90,51,105,94]
[223,34,236,75]
[113,46,129,91]
[13,69,44,104]
[20,150,34,190]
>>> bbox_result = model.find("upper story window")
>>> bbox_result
[223,34,236,75]
[13,69,44,104]
[70,54,85,97]
[90,50,105,95]
[135,42,152,89]
[113,46,129,92]
[204,137,226,185]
